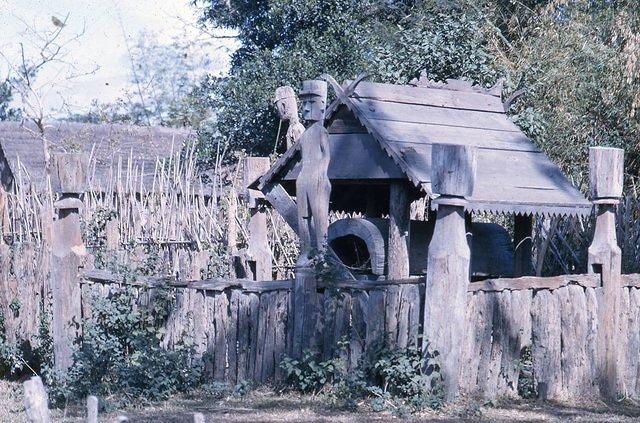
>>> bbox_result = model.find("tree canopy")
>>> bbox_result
[194,0,640,184]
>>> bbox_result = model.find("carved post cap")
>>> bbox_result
[243,157,271,208]
[51,153,88,194]
[431,143,477,198]
[299,80,327,98]
[589,147,624,201]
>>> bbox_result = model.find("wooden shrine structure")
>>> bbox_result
[246,75,621,401]
[255,76,591,282]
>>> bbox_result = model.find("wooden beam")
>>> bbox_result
[587,146,624,398]
[262,182,298,233]
[388,182,410,278]
[468,274,599,292]
[514,214,533,277]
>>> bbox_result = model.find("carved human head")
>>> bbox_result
[273,86,299,121]
[299,80,327,123]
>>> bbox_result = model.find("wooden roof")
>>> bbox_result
[0,121,194,192]
[258,78,591,217]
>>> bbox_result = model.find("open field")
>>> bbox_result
[5,379,640,422]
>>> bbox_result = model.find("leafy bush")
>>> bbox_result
[280,343,444,415]
[0,310,53,378]
[66,286,202,404]
[366,345,444,413]
[280,349,346,394]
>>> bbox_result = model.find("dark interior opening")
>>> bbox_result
[329,235,371,274]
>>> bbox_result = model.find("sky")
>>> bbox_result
[0,0,237,117]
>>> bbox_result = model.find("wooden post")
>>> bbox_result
[23,376,51,423]
[514,214,533,277]
[50,153,87,373]
[423,143,476,402]
[388,182,411,278]
[588,146,624,398]
[87,395,98,423]
[193,412,205,423]
[243,157,272,281]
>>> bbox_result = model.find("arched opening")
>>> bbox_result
[329,235,372,275]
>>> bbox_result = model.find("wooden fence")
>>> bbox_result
[43,270,634,401]
[2,147,639,403]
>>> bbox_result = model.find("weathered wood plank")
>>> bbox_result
[247,292,260,380]
[354,98,520,132]
[531,289,562,399]
[352,81,505,113]
[461,291,483,394]
[630,288,640,397]
[213,293,229,380]
[255,292,269,382]
[322,290,337,360]
[373,120,536,153]
[261,292,277,381]
[584,287,600,397]
[475,291,497,396]
[384,284,400,348]
[469,274,599,293]
[274,291,288,380]
[497,289,532,398]
[227,290,240,383]
[365,289,385,356]
[349,290,368,371]
[558,286,590,398]
[236,292,251,382]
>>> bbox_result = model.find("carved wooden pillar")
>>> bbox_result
[50,153,88,373]
[243,157,272,281]
[514,214,533,277]
[423,143,476,402]
[388,182,411,279]
[588,146,624,398]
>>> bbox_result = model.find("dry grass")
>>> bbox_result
[4,380,640,423]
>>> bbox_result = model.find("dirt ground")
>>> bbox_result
[4,379,640,422]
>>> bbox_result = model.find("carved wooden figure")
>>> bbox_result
[423,143,476,403]
[274,86,306,149]
[292,79,330,357]
[587,146,624,398]
[296,80,331,254]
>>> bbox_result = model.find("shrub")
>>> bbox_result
[280,343,444,415]
[66,286,202,405]
[0,311,54,379]
[280,349,345,395]
[366,345,444,413]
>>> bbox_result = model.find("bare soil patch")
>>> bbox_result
[4,380,640,422]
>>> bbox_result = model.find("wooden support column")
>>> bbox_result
[243,157,272,281]
[514,214,533,277]
[588,146,624,398]
[50,153,87,374]
[388,182,411,278]
[423,143,476,402]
